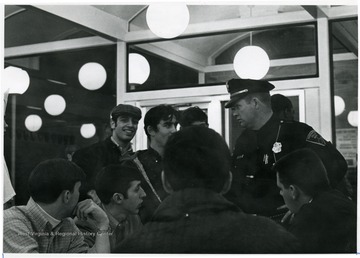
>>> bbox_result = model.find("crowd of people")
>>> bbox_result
[3,78,356,253]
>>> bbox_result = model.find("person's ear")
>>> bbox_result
[110,119,116,130]
[289,185,299,200]
[112,193,125,204]
[251,97,260,109]
[220,171,233,195]
[147,125,156,137]
[62,190,71,204]
[161,171,173,194]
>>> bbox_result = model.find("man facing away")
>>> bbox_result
[3,159,110,253]
[273,148,356,253]
[72,104,142,202]
[115,127,299,253]
[76,163,146,252]
[224,78,348,219]
[179,106,209,128]
[131,104,178,223]
[270,93,295,122]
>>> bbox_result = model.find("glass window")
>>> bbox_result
[330,18,358,200]
[4,46,116,204]
[127,23,317,92]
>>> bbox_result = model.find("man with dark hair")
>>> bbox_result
[3,159,110,253]
[271,94,295,121]
[72,104,142,202]
[224,78,348,219]
[179,106,209,128]
[273,148,356,253]
[131,104,178,223]
[76,163,146,251]
[116,127,299,253]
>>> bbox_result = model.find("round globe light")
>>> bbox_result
[25,114,42,132]
[4,66,30,94]
[44,94,66,116]
[146,4,190,39]
[334,95,345,116]
[233,46,270,80]
[80,123,96,138]
[129,53,150,84]
[78,62,107,90]
[347,111,358,127]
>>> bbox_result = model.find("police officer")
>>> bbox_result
[224,78,348,219]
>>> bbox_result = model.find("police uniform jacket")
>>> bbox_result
[227,114,347,217]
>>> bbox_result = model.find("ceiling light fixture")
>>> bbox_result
[78,62,107,90]
[25,114,42,132]
[233,6,270,80]
[80,123,96,139]
[146,3,190,39]
[129,53,150,85]
[3,66,30,94]
[44,94,66,116]
[334,95,345,116]
[347,111,358,127]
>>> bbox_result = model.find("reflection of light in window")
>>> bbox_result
[78,62,107,90]
[80,123,96,138]
[146,4,189,39]
[334,96,345,116]
[233,46,270,80]
[129,53,150,84]
[347,111,358,127]
[44,94,66,116]
[4,66,30,94]
[25,114,42,132]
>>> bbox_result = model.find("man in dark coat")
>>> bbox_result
[132,105,178,223]
[72,104,142,201]
[273,148,356,253]
[115,127,300,253]
[224,78,348,219]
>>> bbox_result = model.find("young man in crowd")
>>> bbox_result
[3,159,110,253]
[270,93,295,122]
[76,163,146,252]
[132,104,178,223]
[116,127,299,253]
[72,104,142,202]
[179,106,209,128]
[274,148,356,253]
[224,78,348,219]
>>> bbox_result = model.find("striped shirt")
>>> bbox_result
[3,198,91,253]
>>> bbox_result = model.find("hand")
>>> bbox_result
[75,199,109,229]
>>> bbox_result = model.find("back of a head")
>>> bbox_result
[163,126,231,192]
[95,163,142,204]
[179,106,208,128]
[273,148,330,197]
[271,94,293,112]
[28,158,86,204]
[144,105,178,137]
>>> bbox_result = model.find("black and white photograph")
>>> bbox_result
[1,1,358,255]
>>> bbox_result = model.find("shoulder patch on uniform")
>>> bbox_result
[306,130,326,146]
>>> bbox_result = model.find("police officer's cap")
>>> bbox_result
[110,104,142,121]
[225,78,275,108]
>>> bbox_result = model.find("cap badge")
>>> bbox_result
[272,142,282,153]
